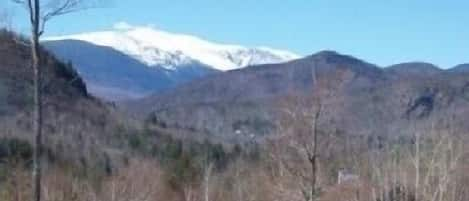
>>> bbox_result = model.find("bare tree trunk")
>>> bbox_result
[309,60,322,201]
[310,110,319,201]
[414,131,420,201]
[204,162,214,201]
[30,1,43,201]
[310,159,316,201]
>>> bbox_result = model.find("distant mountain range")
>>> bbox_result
[39,24,469,143]
[126,51,469,142]
[43,24,299,100]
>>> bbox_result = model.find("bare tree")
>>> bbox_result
[203,162,214,201]
[275,65,329,201]
[274,61,353,201]
[277,93,322,201]
[10,1,90,201]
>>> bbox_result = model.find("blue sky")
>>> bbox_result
[4,0,469,68]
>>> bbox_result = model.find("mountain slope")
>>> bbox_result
[0,30,128,171]
[127,51,469,142]
[43,39,218,100]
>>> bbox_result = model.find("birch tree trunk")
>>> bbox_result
[204,162,214,201]
[414,131,420,201]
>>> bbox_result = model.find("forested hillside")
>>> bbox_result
[130,51,469,144]
[0,29,128,176]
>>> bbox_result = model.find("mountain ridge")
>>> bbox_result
[44,23,300,71]
[125,51,469,142]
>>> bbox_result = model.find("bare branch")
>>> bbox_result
[42,0,84,21]
[40,0,87,35]
[12,0,95,35]
[10,0,28,5]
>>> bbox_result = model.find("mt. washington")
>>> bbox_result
[44,23,299,100]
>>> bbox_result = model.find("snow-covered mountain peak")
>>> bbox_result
[45,22,301,71]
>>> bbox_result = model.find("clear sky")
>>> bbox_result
[3,0,469,68]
